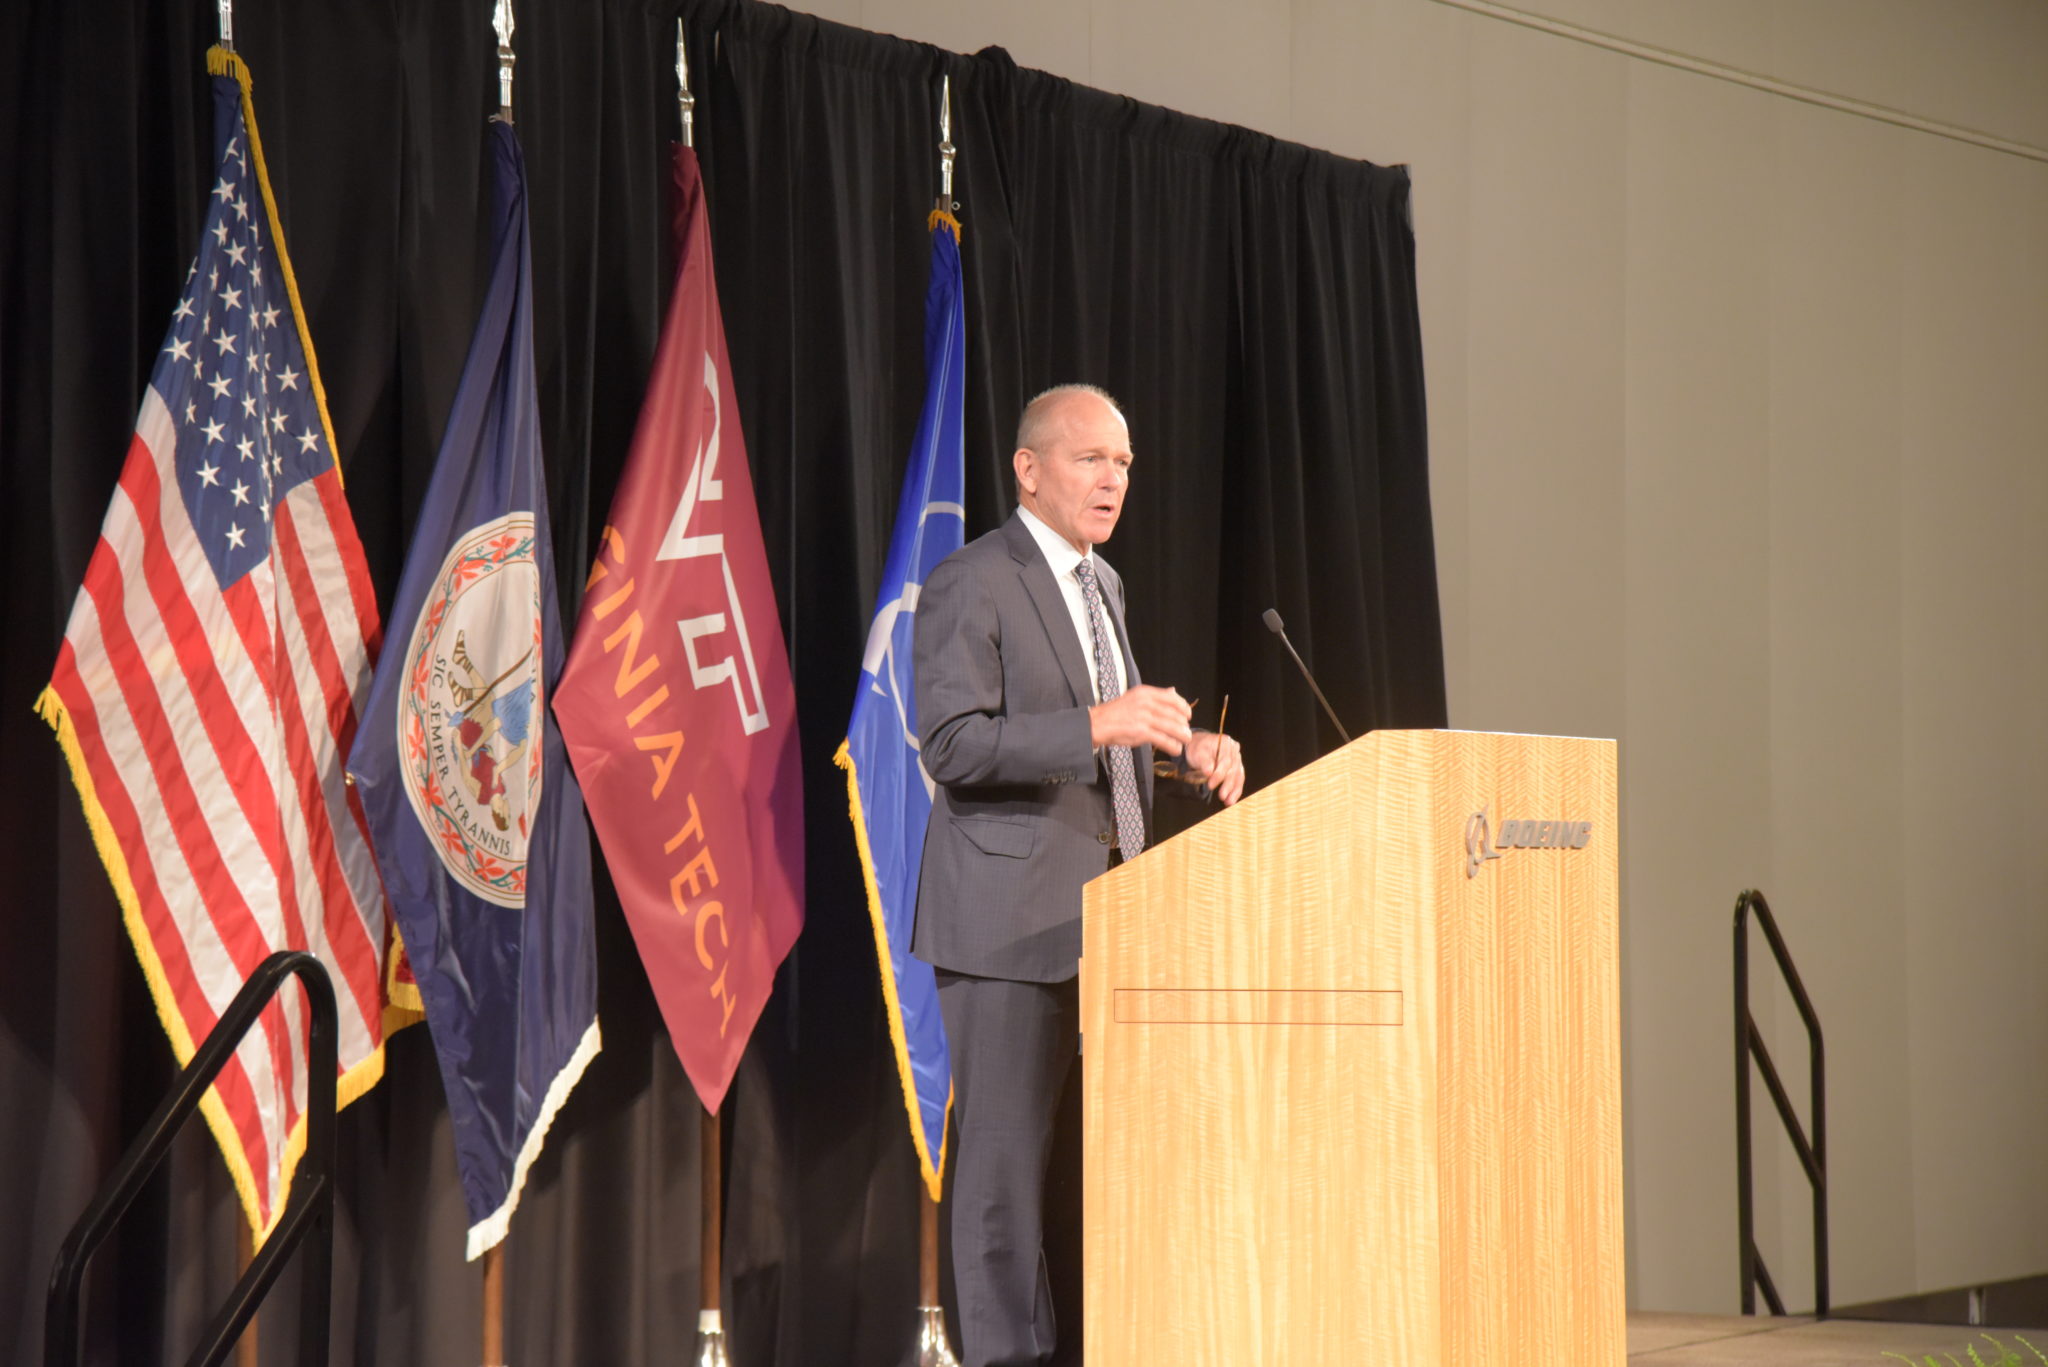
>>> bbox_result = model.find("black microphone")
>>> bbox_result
[1262,609,1352,744]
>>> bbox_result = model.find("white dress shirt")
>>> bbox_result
[1017,504,1128,704]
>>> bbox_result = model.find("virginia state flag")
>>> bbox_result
[554,144,803,1114]
[833,210,966,1197]
[347,119,599,1258]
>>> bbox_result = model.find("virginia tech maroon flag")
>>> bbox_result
[554,145,804,1112]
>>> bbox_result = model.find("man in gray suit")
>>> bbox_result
[913,384,1244,1367]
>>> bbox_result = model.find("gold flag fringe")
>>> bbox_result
[835,739,952,1200]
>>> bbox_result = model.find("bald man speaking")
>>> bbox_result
[912,384,1244,1366]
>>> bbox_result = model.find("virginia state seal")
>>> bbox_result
[396,513,543,908]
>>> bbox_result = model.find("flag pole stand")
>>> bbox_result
[914,1186,959,1366]
[481,1241,507,1366]
[233,1219,258,1367]
[696,1104,729,1367]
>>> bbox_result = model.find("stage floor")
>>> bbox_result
[1628,1312,2048,1364]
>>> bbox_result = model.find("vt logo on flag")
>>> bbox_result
[348,118,599,1259]
[555,143,804,1115]
[651,353,773,739]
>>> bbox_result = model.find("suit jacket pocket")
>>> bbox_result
[952,815,1036,859]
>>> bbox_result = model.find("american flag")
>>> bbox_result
[38,54,397,1237]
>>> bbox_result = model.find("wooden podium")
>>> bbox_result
[1081,729,1623,1364]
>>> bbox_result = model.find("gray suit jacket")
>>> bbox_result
[910,512,1157,982]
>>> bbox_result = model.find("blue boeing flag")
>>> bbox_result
[347,119,600,1258]
[834,211,967,1198]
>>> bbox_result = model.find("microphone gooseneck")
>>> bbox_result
[1262,609,1352,745]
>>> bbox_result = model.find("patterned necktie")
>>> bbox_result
[1073,558,1145,861]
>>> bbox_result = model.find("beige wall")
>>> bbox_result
[781,0,2048,1313]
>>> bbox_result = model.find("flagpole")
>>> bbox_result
[697,1105,729,1367]
[910,74,964,1367]
[916,1184,960,1366]
[675,27,727,1367]
[215,22,251,1367]
[920,1187,940,1304]
[233,1219,258,1367]
[216,17,257,1365]
[481,1242,507,1366]
[480,13,517,1364]
[492,0,516,123]
[936,74,956,214]
[677,21,695,149]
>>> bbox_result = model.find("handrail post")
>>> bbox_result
[1732,890,1828,1320]
[1734,902,1754,1314]
[46,950,338,1367]
[1811,999,1828,1318]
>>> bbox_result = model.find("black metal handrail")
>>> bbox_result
[1734,889,1827,1318]
[46,950,338,1367]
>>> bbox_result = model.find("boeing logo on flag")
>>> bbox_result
[657,354,770,736]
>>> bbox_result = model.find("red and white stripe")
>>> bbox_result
[48,385,388,1230]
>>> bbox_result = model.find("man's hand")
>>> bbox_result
[1183,730,1246,806]
[1089,685,1193,756]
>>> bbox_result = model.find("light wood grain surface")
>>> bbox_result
[1082,729,1623,1365]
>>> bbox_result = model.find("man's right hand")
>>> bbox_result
[1089,685,1193,755]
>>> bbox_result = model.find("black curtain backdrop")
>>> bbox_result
[0,1,1445,1362]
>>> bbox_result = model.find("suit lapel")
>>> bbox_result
[1004,515,1096,709]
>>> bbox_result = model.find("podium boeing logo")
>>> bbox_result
[1465,808,1503,878]
[1465,806,1593,878]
